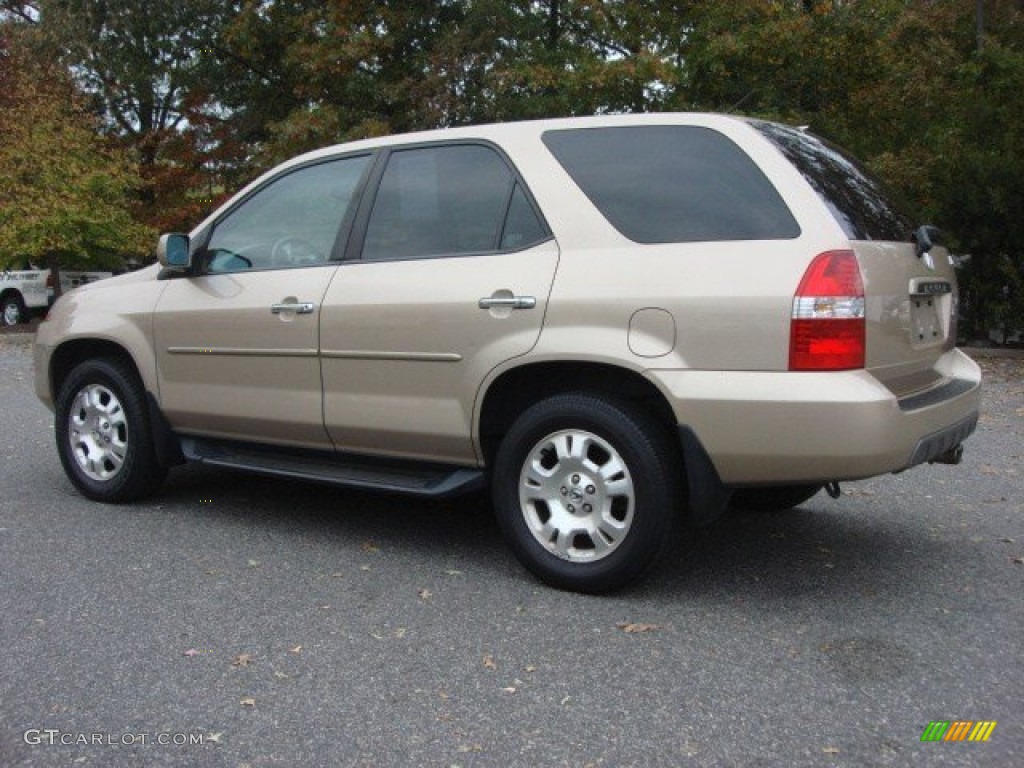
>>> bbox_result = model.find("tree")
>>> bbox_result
[25,0,247,231]
[0,33,153,285]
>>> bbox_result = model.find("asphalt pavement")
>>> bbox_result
[1,336,1021,767]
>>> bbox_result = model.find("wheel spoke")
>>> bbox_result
[588,526,614,555]
[523,460,556,493]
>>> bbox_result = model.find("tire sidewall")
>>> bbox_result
[55,359,158,503]
[492,395,676,593]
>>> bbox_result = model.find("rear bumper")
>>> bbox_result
[648,348,981,485]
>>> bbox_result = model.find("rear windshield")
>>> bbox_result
[542,126,800,244]
[751,121,913,242]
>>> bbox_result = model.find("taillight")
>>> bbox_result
[789,250,865,371]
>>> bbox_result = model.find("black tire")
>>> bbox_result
[54,357,167,503]
[730,484,823,512]
[2,293,26,327]
[492,393,680,593]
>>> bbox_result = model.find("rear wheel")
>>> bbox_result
[2,293,26,326]
[55,358,167,502]
[730,484,823,512]
[492,393,679,593]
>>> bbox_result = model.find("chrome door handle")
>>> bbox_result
[271,302,315,315]
[478,296,536,310]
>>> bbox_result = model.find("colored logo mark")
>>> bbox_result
[921,721,997,742]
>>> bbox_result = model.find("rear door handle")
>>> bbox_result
[478,296,536,310]
[271,302,315,315]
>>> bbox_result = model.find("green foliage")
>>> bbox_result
[2,0,1022,338]
[0,34,153,270]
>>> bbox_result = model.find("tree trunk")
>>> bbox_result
[45,252,63,301]
[548,0,561,50]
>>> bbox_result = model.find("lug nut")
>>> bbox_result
[583,503,592,513]
[560,487,568,495]
[567,504,576,513]
[585,485,595,495]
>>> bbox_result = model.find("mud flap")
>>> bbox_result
[677,426,733,526]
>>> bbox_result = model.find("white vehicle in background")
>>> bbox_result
[1,266,113,326]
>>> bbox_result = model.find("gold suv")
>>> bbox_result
[34,114,981,592]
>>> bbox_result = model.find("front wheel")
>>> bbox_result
[2,293,26,326]
[492,393,679,593]
[54,358,167,502]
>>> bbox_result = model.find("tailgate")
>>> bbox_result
[854,240,958,397]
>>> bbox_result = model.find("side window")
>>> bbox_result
[205,155,370,273]
[500,183,547,251]
[362,144,545,261]
[542,126,800,243]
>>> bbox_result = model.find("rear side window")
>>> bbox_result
[752,121,913,242]
[542,126,800,243]
[362,144,548,261]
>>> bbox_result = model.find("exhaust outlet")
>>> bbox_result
[930,444,964,466]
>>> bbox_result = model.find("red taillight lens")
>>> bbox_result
[789,250,866,371]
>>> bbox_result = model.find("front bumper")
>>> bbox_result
[648,349,981,485]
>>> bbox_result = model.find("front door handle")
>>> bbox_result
[478,295,536,310]
[271,302,315,315]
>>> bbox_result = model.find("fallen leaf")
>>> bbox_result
[616,622,662,633]
[273,670,290,679]
[247,559,260,567]
[1013,557,1024,565]
[457,744,483,754]
[418,588,433,601]
[206,732,222,743]
[182,648,201,657]
[444,569,464,576]
[361,541,379,552]
[823,746,840,755]
[501,686,517,694]
[231,653,255,667]
[290,645,303,654]
[524,665,537,673]
[394,628,407,639]
[239,697,256,707]
[483,655,497,670]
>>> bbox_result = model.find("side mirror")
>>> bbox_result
[157,233,192,270]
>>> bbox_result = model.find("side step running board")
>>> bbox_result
[180,437,485,499]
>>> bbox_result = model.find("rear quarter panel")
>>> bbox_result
[509,115,850,374]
